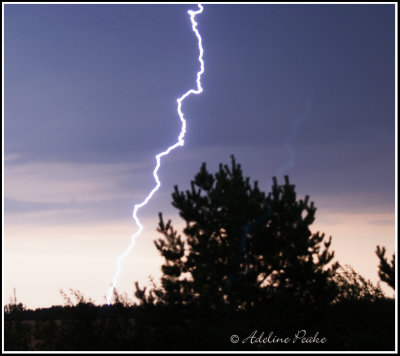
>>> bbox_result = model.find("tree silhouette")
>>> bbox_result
[376,246,395,290]
[137,156,339,310]
[4,157,396,351]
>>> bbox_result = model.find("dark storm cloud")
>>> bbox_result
[189,4,394,147]
[4,4,395,213]
[5,4,199,164]
[5,4,394,162]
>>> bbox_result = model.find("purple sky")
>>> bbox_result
[4,3,396,308]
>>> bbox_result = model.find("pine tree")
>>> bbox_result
[376,246,395,290]
[138,156,338,310]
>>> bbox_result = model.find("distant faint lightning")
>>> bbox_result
[106,4,204,305]
[275,96,312,178]
[275,78,318,178]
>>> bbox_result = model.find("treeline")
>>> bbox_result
[4,287,395,351]
[4,157,395,351]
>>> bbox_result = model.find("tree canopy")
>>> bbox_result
[137,156,339,309]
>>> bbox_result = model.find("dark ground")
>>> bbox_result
[4,297,395,351]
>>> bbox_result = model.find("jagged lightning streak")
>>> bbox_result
[275,75,319,179]
[275,96,312,178]
[106,4,204,305]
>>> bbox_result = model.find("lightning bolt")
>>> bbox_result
[276,75,319,178]
[106,4,205,305]
[275,97,312,178]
